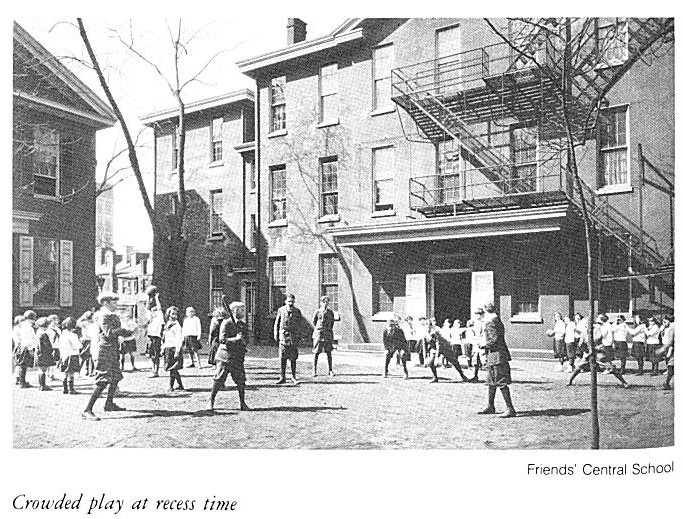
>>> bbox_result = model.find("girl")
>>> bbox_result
[182,307,202,368]
[34,317,55,391]
[645,317,661,376]
[563,315,577,372]
[58,317,81,394]
[450,319,464,368]
[628,314,648,376]
[465,318,484,381]
[77,311,96,376]
[119,313,138,372]
[163,306,185,391]
[575,313,588,357]
[207,307,226,366]
[145,293,164,378]
[548,312,566,371]
[612,315,629,373]
[12,315,24,385]
[383,317,409,379]
[47,314,61,381]
[661,315,674,390]
[16,311,37,388]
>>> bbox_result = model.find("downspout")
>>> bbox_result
[254,81,262,343]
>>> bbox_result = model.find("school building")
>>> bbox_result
[140,90,257,336]
[12,22,117,320]
[236,18,674,355]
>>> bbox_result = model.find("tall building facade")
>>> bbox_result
[141,91,256,335]
[237,18,674,355]
[12,22,116,319]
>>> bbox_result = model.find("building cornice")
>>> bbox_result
[14,22,116,126]
[14,91,116,128]
[139,89,255,126]
[236,28,364,76]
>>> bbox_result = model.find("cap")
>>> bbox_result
[474,307,485,315]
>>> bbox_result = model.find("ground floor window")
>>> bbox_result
[18,236,73,308]
[209,265,224,311]
[511,260,539,316]
[374,279,398,314]
[270,257,287,312]
[602,279,631,314]
[320,255,339,312]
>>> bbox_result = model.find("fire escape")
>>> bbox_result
[391,17,674,283]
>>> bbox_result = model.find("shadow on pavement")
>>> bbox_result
[516,408,590,418]
[248,405,346,412]
[117,392,192,399]
[104,408,236,419]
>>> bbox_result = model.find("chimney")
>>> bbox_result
[287,18,307,45]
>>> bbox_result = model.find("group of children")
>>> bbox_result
[549,312,675,389]
[383,313,487,382]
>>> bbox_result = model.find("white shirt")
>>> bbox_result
[552,320,566,340]
[601,323,614,346]
[182,315,202,337]
[646,324,661,345]
[59,329,81,357]
[401,321,416,341]
[661,323,675,347]
[146,308,165,337]
[19,321,37,351]
[449,326,463,345]
[630,323,647,343]
[163,321,183,350]
[613,322,628,342]
[564,321,576,343]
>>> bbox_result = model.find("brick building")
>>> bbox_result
[12,22,116,319]
[237,18,674,355]
[140,90,256,336]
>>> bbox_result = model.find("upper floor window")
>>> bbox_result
[171,125,179,170]
[250,214,257,250]
[209,189,223,236]
[598,106,629,187]
[319,63,339,123]
[372,146,394,212]
[372,44,394,111]
[210,117,223,162]
[270,165,287,221]
[270,76,286,132]
[510,126,538,192]
[245,155,256,191]
[320,157,339,216]
[597,18,628,66]
[33,127,59,197]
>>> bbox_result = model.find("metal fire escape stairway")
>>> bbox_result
[392,18,674,277]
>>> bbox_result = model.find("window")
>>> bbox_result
[436,139,460,203]
[18,236,73,308]
[121,278,138,295]
[320,157,339,216]
[597,18,628,66]
[374,280,397,314]
[372,44,394,111]
[169,193,178,215]
[245,155,256,191]
[270,257,286,312]
[250,214,257,250]
[320,255,339,312]
[209,265,224,311]
[602,280,630,314]
[373,146,394,211]
[319,63,339,122]
[270,76,286,132]
[510,126,538,192]
[33,127,59,197]
[210,117,223,162]
[209,189,223,236]
[436,25,461,95]
[171,125,179,170]
[598,107,629,187]
[270,165,287,221]
[508,18,541,70]
[511,259,539,316]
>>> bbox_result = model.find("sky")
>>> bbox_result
[17,15,344,251]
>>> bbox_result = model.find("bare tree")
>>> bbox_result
[484,17,673,448]
[77,18,234,309]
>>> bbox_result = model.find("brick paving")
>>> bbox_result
[13,347,673,449]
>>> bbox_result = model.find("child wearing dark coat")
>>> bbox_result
[34,317,55,391]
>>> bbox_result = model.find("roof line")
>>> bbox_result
[139,89,254,125]
[14,22,116,125]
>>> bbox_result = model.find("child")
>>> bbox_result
[628,314,647,376]
[645,316,661,376]
[77,311,95,376]
[208,307,226,366]
[145,293,164,378]
[661,315,674,390]
[16,311,37,388]
[119,313,138,372]
[12,315,24,385]
[547,312,566,372]
[182,307,202,368]
[34,317,55,391]
[163,306,185,391]
[563,315,577,372]
[612,315,629,373]
[383,317,409,379]
[58,317,81,394]
[47,314,61,381]
[465,318,483,381]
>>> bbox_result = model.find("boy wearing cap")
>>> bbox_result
[311,296,336,377]
[82,293,134,421]
[15,311,37,388]
[273,294,304,384]
[210,302,249,411]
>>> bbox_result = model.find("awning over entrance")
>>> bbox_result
[329,204,570,247]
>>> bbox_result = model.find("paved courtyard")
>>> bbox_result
[13,347,674,449]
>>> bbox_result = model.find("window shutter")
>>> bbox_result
[59,239,73,307]
[18,236,34,307]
